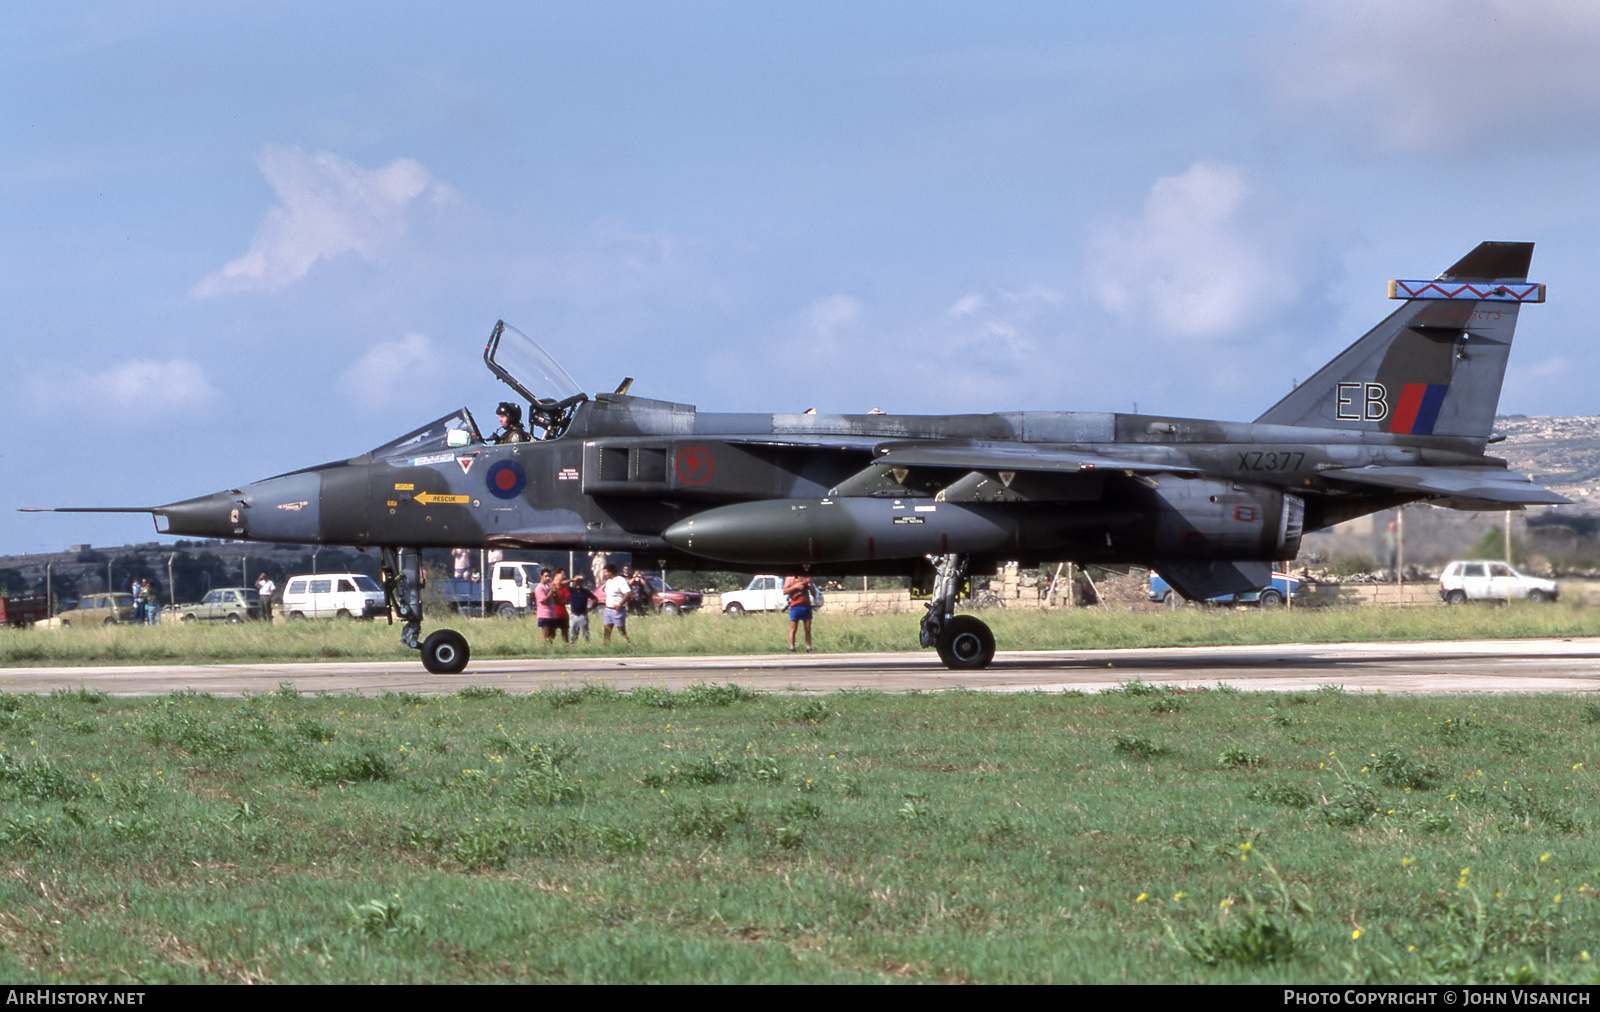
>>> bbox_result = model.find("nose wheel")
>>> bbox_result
[384,545,473,675]
[421,630,470,674]
[920,554,996,670]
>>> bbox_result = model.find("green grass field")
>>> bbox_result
[2,681,1598,983]
[3,600,1598,667]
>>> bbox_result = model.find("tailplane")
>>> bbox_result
[1255,241,1542,443]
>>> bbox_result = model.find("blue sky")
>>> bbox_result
[6,1,1600,554]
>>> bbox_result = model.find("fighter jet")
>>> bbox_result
[30,241,1564,674]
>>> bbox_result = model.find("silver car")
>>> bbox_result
[1438,561,1558,604]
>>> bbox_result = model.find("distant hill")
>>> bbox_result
[1494,415,1600,508]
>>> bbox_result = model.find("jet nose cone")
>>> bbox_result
[154,490,244,539]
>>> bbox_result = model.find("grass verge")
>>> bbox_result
[2,599,1597,667]
[0,683,1598,982]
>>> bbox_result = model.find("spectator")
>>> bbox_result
[602,563,632,644]
[783,573,816,652]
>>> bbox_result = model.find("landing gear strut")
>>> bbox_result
[919,554,995,670]
[382,546,471,674]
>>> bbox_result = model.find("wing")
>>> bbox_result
[869,441,1198,475]
[1319,465,1570,507]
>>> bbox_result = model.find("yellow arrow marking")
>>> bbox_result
[415,492,470,505]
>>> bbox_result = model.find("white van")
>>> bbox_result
[282,574,387,620]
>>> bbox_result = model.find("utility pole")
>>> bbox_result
[1505,510,1513,566]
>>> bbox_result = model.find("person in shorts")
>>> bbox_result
[602,563,631,644]
[783,573,815,652]
[568,574,599,642]
[534,568,568,645]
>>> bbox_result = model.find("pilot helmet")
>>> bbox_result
[496,401,523,425]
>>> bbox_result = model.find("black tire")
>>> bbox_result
[724,602,745,617]
[181,614,196,624]
[1529,590,1551,603]
[496,602,518,619]
[289,611,306,621]
[60,620,71,629]
[421,630,470,674]
[104,617,118,626]
[936,615,995,670]
[1163,593,1184,609]
[226,613,243,625]
[1257,590,1284,609]
[1446,590,1467,605]
[660,602,681,617]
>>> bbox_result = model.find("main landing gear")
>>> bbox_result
[381,546,471,674]
[919,553,996,670]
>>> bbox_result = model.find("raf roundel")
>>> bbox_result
[485,459,526,500]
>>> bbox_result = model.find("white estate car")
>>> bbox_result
[1438,561,1558,604]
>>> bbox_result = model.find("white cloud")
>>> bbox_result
[1085,162,1300,339]
[338,333,440,408]
[29,359,218,417]
[1264,0,1600,152]
[192,146,453,297]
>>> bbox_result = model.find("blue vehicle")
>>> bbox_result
[1149,570,1299,608]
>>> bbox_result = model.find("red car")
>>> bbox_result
[637,575,702,616]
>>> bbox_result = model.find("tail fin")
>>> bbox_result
[1254,241,1540,443]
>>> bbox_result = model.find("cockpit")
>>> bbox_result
[365,321,592,460]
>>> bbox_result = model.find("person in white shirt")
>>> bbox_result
[601,563,632,644]
[255,573,277,622]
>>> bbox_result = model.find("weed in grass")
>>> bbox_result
[668,797,748,840]
[0,813,51,848]
[50,687,109,705]
[1218,747,1265,769]
[511,759,582,806]
[349,898,424,937]
[1411,808,1453,834]
[544,687,587,709]
[896,792,938,825]
[291,717,337,743]
[679,682,759,707]
[1498,785,1582,833]
[1321,782,1379,828]
[1495,730,1533,757]
[785,698,832,724]
[1246,783,1314,809]
[1371,749,1439,790]
[1113,735,1169,759]
[1267,711,1296,727]
[280,742,396,789]
[457,685,507,699]
[1434,716,1476,745]
[631,685,675,709]
[1318,684,1346,695]
[771,823,807,849]
[1580,701,1600,726]
[778,796,822,824]
[979,815,1022,843]
[593,825,649,854]
[1179,898,1305,968]
[834,772,863,798]
[0,750,85,801]
[275,681,300,700]
[380,690,428,706]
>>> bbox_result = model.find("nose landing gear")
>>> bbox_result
[382,546,471,674]
[919,554,995,670]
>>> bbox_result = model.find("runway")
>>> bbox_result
[3,637,1599,697]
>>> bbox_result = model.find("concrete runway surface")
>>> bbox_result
[2,637,1599,697]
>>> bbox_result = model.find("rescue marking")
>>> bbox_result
[675,446,714,485]
[415,492,469,506]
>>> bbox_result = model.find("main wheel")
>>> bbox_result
[1446,590,1467,605]
[724,602,745,617]
[421,629,470,674]
[1257,590,1284,608]
[936,615,995,670]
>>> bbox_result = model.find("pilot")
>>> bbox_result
[491,402,529,444]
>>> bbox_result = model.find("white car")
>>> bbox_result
[281,574,387,619]
[1438,561,1558,604]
